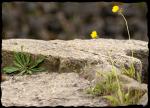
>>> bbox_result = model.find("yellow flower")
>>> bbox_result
[91,31,98,39]
[112,5,120,13]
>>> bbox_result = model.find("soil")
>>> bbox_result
[1,72,108,107]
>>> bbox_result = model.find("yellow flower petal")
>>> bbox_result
[112,5,120,13]
[91,31,98,39]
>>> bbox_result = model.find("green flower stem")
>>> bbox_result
[119,12,134,68]
[99,42,123,104]
[119,12,134,65]
[107,51,123,104]
[119,12,131,40]
[119,12,142,81]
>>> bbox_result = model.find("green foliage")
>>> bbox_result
[86,81,119,96]
[121,64,135,79]
[86,65,143,106]
[3,67,20,74]
[103,89,143,106]
[86,72,119,96]
[136,72,142,83]
[121,64,142,83]
[86,4,144,106]
[103,95,120,106]
[3,46,46,75]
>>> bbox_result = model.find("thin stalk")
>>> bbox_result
[119,12,131,40]
[107,51,123,104]
[99,41,123,104]
[119,12,141,81]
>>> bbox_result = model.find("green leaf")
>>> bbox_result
[136,72,141,83]
[21,53,26,65]
[19,70,26,75]
[28,57,34,66]
[103,95,119,106]
[3,66,19,74]
[26,53,31,65]
[14,52,24,67]
[30,67,46,72]
[117,89,123,104]
[30,56,45,68]
[125,92,130,101]
[13,60,22,68]
[26,70,32,75]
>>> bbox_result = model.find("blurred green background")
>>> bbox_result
[2,2,148,41]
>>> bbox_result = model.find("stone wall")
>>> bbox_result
[2,39,148,106]
[2,39,148,83]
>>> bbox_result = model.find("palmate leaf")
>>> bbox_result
[14,52,24,67]
[30,56,45,68]
[26,53,31,65]
[20,52,27,66]
[3,66,19,74]
[14,51,32,67]
[21,52,32,66]
[13,60,22,68]
[20,45,26,65]
[4,50,46,75]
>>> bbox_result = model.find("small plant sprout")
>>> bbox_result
[3,45,46,75]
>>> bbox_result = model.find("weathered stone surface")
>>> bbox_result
[1,39,148,106]
[137,92,148,106]
[1,72,108,107]
[80,64,147,94]
[80,64,121,82]
[2,39,148,82]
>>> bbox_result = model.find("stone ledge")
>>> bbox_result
[2,39,148,83]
